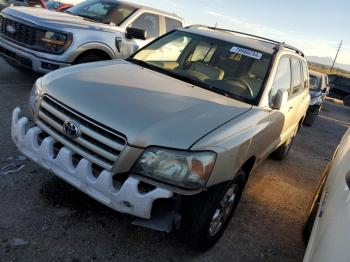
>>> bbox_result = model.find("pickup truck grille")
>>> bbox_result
[0,16,38,46]
[36,96,127,171]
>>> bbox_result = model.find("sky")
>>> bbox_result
[134,0,350,66]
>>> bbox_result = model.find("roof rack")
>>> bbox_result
[186,24,305,57]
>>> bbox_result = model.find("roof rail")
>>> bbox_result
[186,24,305,57]
[273,42,305,57]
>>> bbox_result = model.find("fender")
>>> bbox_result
[69,42,117,62]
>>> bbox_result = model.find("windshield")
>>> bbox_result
[309,75,321,91]
[129,30,272,104]
[66,0,136,25]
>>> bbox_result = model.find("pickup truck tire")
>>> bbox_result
[270,135,295,161]
[180,170,246,251]
[74,54,105,64]
[344,95,350,107]
[303,110,318,127]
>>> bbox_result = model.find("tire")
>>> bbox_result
[303,109,319,127]
[344,95,350,107]
[270,135,295,161]
[180,170,246,251]
[73,54,105,64]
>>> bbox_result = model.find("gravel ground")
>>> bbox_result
[0,59,349,262]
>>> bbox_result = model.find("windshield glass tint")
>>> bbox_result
[131,31,272,104]
[309,75,321,91]
[67,0,136,25]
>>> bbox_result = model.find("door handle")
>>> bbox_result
[288,106,294,112]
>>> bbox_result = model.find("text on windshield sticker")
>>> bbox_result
[230,46,262,60]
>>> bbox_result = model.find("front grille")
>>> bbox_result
[36,95,127,171]
[0,16,40,46]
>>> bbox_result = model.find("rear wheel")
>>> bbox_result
[180,170,246,251]
[303,108,319,127]
[271,135,295,161]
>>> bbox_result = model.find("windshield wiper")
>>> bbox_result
[126,58,152,68]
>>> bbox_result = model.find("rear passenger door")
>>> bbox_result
[290,58,310,124]
[289,57,305,126]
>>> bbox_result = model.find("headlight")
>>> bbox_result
[28,77,43,115]
[132,147,216,189]
[310,96,322,106]
[41,31,72,54]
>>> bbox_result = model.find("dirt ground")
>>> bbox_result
[0,59,349,262]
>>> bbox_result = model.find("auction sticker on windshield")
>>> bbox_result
[230,46,262,60]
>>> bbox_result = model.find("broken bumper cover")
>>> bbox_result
[11,107,173,219]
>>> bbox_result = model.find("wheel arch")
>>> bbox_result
[72,42,116,63]
[241,156,256,179]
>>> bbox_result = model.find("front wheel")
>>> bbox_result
[303,109,319,127]
[180,170,246,251]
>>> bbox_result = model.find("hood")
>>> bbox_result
[42,60,252,149]
[3,7,115,32]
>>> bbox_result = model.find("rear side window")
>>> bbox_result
[271,56,291,98]
[130,13,160,38]
[301,61,309,89]
[165,17,182,32]
[291,58,302,94]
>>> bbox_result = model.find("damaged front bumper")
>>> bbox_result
[11,107,174,220]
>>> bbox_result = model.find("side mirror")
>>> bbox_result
[346,171,350,190]
[272,89,288,110]
[126,27,147,40]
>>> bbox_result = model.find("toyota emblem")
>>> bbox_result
[6,25,16,34]
[63,120,80,138]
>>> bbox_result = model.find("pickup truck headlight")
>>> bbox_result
[28,78,43,115]
[40,31,72,54]
[132,147,216,189]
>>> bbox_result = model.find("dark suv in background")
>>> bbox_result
[304,70,329,126]
[328,74,350,107]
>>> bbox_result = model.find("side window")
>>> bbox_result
[165,17,182,32]
[301,61,309,89]
[129,13,160,38]
[271,56,291,98]
[291,58,302,94]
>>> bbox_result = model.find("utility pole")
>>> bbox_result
[330,40,343,72]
